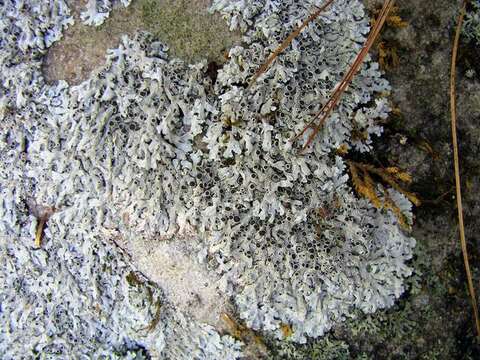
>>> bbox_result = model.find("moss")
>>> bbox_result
[139,0,240,63]
[125,271,163,334]
[268,337,351,360]
[146,299,163,332]
[44,0,240,84]
[126,271,145,287]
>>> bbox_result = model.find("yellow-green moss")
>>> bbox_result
[44,0,239,84]
[140,0,240,63]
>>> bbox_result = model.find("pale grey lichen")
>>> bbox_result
[0,0,416,357]
[81,0,132,26]
[204,0,412,342]
[0,2,241,358]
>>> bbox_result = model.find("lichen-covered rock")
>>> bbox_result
[205,0,414,343]
[0,0,417,357]
[0,2,241,358]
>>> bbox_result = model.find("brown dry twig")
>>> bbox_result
[248,0,336,87]
[291,0,395,152]
[449,0,480,339]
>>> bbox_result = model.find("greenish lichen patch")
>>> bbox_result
[140,0,240,63]
[43,0,239,84]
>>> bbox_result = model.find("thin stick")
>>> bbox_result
[248,0,336,87]
[292,0,395,152]
[450,0,480,339]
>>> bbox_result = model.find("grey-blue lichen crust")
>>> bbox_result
[0,0,415,357]
[81,0,132,26]
[463,0,480,44]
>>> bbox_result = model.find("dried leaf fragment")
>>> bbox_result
[280,323,293,338]
[220,313,267,349]
[34,218,46,248]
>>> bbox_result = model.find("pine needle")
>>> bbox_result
[248,0,336,88]
[450,0,480,340]
[292,0,395,152]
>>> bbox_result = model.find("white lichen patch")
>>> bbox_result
[81,0,132,26]
[0,0,416,357]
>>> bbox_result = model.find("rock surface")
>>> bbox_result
[4,0,480,358]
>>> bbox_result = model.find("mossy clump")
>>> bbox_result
[140,0,240,64]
